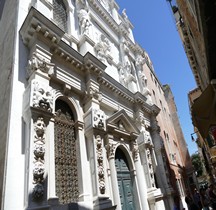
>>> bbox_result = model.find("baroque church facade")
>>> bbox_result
[0,0,190,209]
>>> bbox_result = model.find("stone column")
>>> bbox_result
[75,121,91,204]
[106,135,121,209]
[131,140,149,210]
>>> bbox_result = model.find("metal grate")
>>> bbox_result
[53,0,67,32]
[54,100,78,204]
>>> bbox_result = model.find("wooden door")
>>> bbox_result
[115,148,135,210]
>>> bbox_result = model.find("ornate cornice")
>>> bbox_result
[88,0,119,32]
[20,7,106,79]
[20,7,64,46]
[97,76,134,103]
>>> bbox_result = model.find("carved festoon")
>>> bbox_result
[95,135,105,194]
[32,80,53,112]
[32,117,46,200]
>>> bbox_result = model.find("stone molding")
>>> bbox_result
[32,117,46,200]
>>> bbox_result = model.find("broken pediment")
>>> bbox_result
[106,110,139,140]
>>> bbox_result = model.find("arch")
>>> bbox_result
[54,91,83,122]
[115,143,134,171]
[54,98,79,204]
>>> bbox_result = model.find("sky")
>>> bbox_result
[115,0,197,155]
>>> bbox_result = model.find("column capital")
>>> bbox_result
[106,142,116,160]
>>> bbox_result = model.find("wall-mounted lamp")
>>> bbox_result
[191,131,199,141]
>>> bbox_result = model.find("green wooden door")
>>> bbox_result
[115,148,135,210]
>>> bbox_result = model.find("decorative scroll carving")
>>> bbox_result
[146,148,155,188]
[93,109,105,130]
[32,80,53,112]
[95,34,112,63]
[27,53,54,77]
[32,117,46,200]
[96,135,105,194]
[131,140,139,161]
[54,111,79,204]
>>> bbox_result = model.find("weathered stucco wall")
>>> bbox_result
[0,0,18,206]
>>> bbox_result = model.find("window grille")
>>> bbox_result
[53,0,68,32]
[54,100,79,204]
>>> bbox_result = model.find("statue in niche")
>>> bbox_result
[118,65,126,86]
[32,81,53,112]
[78,8,91,35]
[136,55,148,90]
[93,109,105,129]
[122,9,128,20]
[135,54,146,69]
[138,70,147,89]
[123,55,137,92]
[122,40,129,53]
[95,34,111,63]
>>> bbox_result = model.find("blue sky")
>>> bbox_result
[115,0,197,155]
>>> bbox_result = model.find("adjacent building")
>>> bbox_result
[0,0,192,209]
[169,0,216,183]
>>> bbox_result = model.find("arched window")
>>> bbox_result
[53,0,68,32]
[54,99,79,204]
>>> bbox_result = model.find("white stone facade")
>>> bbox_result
[0,0,181,210]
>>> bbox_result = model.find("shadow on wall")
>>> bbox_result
[27,175,98,210]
